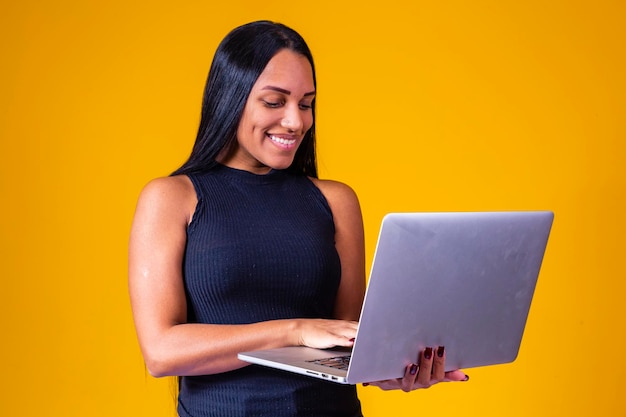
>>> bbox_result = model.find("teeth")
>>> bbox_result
[269,135,296,145]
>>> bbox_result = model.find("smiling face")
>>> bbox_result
[218,49,315,174]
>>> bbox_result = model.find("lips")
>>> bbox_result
[268,134,297,146]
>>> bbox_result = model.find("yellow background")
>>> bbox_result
[1,0,624,415]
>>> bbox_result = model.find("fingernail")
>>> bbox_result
[437,346,445,358]
[409,364,418,375]
[462,374,470,381]
[349,338,355,342]
[362,382,370,386]
[424,347,433,359]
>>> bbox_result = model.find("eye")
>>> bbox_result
[299,102,313,110]
[262,100,284,108]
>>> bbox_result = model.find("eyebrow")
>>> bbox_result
[261,85,316,97]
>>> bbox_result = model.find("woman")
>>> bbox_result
[129,20,467,417]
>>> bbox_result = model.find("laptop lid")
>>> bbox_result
[240,211,554,385]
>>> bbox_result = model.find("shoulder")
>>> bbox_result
[309,178,360,208]
[309,178,361,219]
[138,175,196,205]
[135,175,197,226]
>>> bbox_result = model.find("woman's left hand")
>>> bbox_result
[364,346,468,392]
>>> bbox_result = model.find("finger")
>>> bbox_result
[444,370,470,382]
[336,321,358,335]
[334,331,358,346]
[336,320,359,331]
[401,363,419,392]
[431,345,446,381]
[416,347,434,386]
[334,337,356,347]
[327,321,358,346]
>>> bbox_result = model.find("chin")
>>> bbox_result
[265,156,296,171]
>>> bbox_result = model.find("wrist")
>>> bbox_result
[285,318,303,346]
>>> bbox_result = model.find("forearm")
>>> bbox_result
[142,319,299,377]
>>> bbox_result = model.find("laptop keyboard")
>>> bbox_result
[306,355,351,370]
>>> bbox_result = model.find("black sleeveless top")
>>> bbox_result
[178,165,363,417]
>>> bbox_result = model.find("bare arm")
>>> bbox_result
[311,179,366,321]
[128,176,358,377]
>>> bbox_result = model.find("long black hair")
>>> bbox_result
[171,21,318,177]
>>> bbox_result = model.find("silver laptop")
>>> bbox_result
[238,211,554,384]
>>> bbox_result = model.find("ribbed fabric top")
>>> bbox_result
[178,165,362,417]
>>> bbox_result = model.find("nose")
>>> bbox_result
[281,104,304,132]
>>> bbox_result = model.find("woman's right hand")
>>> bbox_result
[295,319,359,349]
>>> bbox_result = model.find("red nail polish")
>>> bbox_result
[424,347,433,359]
[349,338,355,342]
[437,346,445,358]
[409,364,418,375]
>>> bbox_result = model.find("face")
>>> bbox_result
[219,49,315,174]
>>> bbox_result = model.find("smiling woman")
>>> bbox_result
[222,49,316,173]
[127,20,466,417]
[168,21,320,179]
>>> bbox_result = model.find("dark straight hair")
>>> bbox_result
[171,21,318,177]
